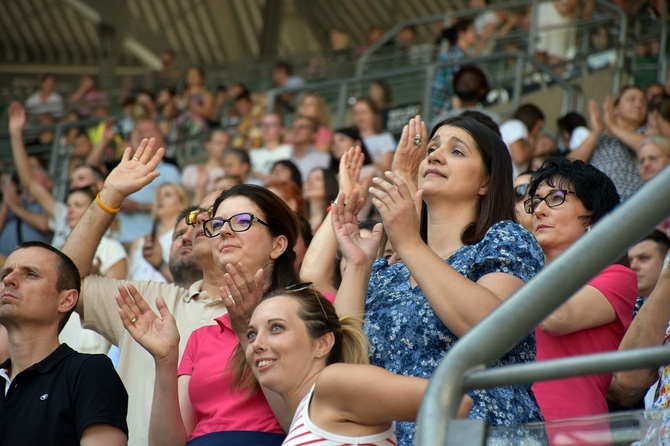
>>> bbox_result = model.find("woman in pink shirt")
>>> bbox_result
[117,185,302,446]
[526,158,638,441]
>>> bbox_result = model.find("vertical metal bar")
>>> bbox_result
[422,64,435,122]
[527,0,539,56]
[659,2,668,85]
[335,81,349,129]
[512,53,524,112]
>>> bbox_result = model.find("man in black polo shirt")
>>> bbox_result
[0,241,128,445]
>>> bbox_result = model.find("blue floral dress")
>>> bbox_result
[364,220,545,446]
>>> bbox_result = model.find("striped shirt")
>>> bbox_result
[282,384,397,446]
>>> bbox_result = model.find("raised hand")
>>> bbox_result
[332,190,383,267]
[142,234,164,270]
[1,180,21,210]
[339,146,367,200]
[369,171,423,253]
[587,98,604,133]
[98,138,165,208]
[391,115,427,190]
[8,102,26,136]
[219,262,265,343]
[602,96,615,132]
[116,285,179,362]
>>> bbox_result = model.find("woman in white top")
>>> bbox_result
[128,182,189,283]
[352,97,396,173]
[250,112,294,182]
[59,186,128,354]
[239,285,472,446]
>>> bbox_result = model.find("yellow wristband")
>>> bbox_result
[96,192,121,214]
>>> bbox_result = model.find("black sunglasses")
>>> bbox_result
[514,183,530,202]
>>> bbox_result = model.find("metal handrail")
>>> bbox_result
[267,50,580,128]
[416,165,670,445]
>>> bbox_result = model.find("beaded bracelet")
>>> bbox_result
[95,192,121,214]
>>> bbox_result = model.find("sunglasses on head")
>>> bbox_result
[514,183,530,202]
[286,282,331,330]
[185,206,214,226]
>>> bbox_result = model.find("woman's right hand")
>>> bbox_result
[338,146,367,201]
[116,285,180,363]
[332,190,383,267]
[391,115,427,189]
[587,99,604,133]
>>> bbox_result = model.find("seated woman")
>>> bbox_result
[239,285,473,445]
[526,159,637,430]
[331,113,545,445]
[116,184,302,446]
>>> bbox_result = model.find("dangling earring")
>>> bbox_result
[586,226,592,233]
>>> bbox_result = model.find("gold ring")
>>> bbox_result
[130,317,137,324]
[132,157,140,161]
[345,165,351,169]
[414,134,422,146]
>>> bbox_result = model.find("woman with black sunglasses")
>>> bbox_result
[526,158,637,441]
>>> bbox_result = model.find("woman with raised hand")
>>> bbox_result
[568,87,648,199]
[116,184,302,446]
[332,112,545,445]
[240,285,473,445]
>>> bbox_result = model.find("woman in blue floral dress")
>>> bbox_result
[332,113,546,445]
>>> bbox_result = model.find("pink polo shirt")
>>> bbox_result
[178,314,284,440]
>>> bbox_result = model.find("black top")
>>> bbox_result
[0,343,128,445]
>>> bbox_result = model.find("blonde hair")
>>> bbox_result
[640,136,670,159]
[228,287,369,393]
[297,93,332,128]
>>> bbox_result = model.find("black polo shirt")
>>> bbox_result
[0,343,128,445]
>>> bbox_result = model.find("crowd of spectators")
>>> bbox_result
[2,1,670,445]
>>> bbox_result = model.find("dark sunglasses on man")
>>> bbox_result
[514,183,530,202]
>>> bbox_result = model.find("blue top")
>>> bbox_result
[364,220,545,446]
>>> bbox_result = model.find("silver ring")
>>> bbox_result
[227,295,236,305]
[132,157,140,161]
[414,134,422,146]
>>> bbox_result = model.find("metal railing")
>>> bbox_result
[266,50,581,128]
[416,165,670,445]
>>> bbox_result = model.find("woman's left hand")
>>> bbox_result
[369,171,423,252]
[219,262,265,343]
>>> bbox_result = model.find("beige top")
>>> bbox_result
[81,277,226,446]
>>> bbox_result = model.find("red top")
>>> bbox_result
[533,264,638,422]
[178,314,284,440]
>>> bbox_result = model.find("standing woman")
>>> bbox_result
[333,113,545,445]
[568,87,648,199]
[303,167,339,232]
[352,97,396,173]
[59,186,128,355]
[128,182,190,283]
[295,93,333,154]
[526,158,637,439]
